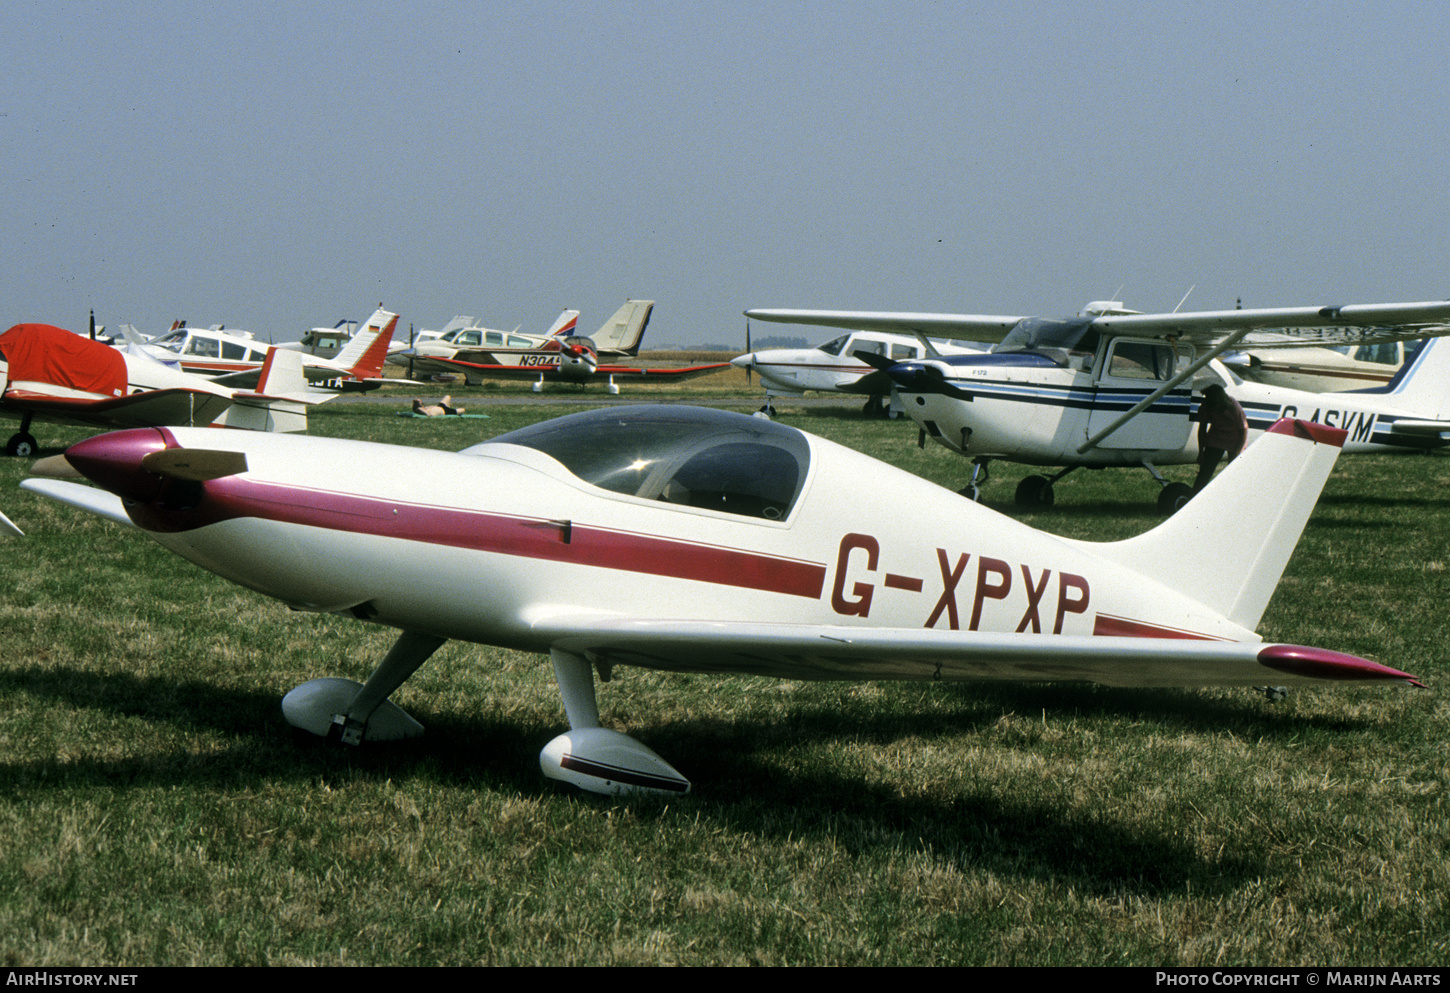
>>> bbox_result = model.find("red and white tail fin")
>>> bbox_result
[591,299,653,356]
[1089,419,1346,631]
[546,309,581,339]
[332,307,399,378]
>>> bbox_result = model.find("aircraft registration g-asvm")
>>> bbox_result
[747,299,1450,512]
[401,300,731,392]
[18,404,1420,795]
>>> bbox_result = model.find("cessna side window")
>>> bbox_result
[1106,341,1175,380]
[477,406,812,521]
[1353,342,1402,365]
[485,332,505,346]
[187,338,220,358]
[222,341,248,360]
[508,335,533,348]
[817,335,849,356]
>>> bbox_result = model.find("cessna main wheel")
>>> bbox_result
[1157,482,1193,515]
[1014,475,1054,508]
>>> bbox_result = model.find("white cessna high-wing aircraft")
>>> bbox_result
[746,299,1450,512]
[20,405,1418,795]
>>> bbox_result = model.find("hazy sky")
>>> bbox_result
[4,1,1447,345]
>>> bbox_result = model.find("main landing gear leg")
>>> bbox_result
[281,630,447,744]
[539,649,690,796]
[1143,461,1193,516]
[960,458,990,502]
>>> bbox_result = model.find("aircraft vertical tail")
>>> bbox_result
[1087,419,1346,632]
[591,300,654,356]
[1336,334,1450,419]
[215,347,311,433]
[545,309,582,338]
[332,307,400,378]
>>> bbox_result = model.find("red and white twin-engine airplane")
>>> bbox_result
[20,405,1419,794]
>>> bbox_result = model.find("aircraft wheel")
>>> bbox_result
[1157,482,1193,516]
[758,403,776,418]
[1014,475,1054,508]
[5,433,37,458]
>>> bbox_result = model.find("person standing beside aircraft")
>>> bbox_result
[1193,384,1248,494]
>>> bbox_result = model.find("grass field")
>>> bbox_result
[1,393,1447,966]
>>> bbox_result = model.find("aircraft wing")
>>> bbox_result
[534,618,1420,689]
[746,309,1028,341]
[422,356,731,381]
[2,388,235,429]
[747,301,1450,349]
[595,362,733,379]
[1091,300,1450,348]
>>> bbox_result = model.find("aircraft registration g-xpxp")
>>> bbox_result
[20,405,1419,795]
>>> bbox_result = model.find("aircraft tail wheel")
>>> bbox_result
[1014,475,1054,508]
[6,433,37,458]
[1156,482,1193,516]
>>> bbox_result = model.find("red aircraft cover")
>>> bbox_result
[0,324,127,398]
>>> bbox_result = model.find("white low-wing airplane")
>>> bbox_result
[731,326,992,417]
[399,301,719,393]
[747,299,1450,511]
[19,405,1419,795]
[0,321,345,454]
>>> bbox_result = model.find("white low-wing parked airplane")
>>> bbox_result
[731,325,992,417]
[747,299,1450,511]
[0,320,344,455]
[20,405,1419,795]
[129,307,402,393]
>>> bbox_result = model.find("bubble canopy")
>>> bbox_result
[465,406,812,521]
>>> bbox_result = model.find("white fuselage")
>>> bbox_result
[112,417,1257,663]
[894,336,1450,468]
[733,331,988,398]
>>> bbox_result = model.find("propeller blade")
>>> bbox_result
[140,448,249,481]
[852,351,976,402]
[30,454,83,480]
[744,319,752,384]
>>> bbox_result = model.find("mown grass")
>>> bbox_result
[0,398,1446,966]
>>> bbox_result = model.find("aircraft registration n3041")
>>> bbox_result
[20,405,1420,795]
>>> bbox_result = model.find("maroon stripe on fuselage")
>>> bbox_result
[1092,614,1223,641]
[127,477,827,600]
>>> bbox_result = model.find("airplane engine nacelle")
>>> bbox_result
[556,337,599,382]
